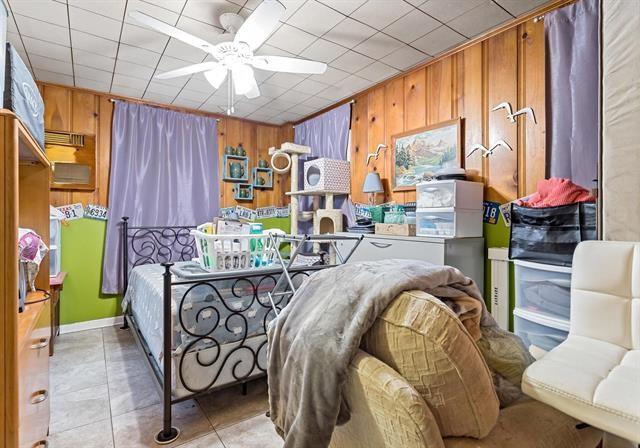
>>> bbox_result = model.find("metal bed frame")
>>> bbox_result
[119,217,363,444]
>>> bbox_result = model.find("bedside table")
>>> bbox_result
[49,271,67,356]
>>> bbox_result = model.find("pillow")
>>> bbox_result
[361,290,499,439]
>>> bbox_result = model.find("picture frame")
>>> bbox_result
[391,118,463,191]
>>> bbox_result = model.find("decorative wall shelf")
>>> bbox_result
[252,167,273,189]
[233,183,254,201]
[222,154,249,182]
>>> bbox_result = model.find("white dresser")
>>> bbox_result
[336,233,485,293]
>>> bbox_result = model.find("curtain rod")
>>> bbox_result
[109,98,221,122]
[292,99,356,128]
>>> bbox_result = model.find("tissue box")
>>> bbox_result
[303,158,350,193]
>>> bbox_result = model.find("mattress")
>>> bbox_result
[124,262,293,397]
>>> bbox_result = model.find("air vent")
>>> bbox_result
[45,130,84,147]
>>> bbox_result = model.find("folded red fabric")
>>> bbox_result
[517,177,596,208]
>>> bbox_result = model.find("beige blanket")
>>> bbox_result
[267,259,531,448]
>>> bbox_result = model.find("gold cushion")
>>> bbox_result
[361,290,500,439]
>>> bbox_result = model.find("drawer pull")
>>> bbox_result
[370,241,392,249]
[424,187,440,192]
[32,441,48,448]
[30,338,49,350]
[30,390,48,404]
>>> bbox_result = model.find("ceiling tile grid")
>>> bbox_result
[7,0,552,125]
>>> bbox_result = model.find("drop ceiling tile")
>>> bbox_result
[278,0,307,21]
[73,49,116,72]
[278,89,312,104]
[70,30,119,58]
[7,12,18,33]
[316,0,366,15]
[141,0,187,14]
[353,32,403,60]
[256,106,285,117]
[310,66,349,84]
[143,90,176,104]
[9,0,68,24]
[298,38,347,64]
[293,78,329,95]
[323,18,376,48]
[112,73,149,90]
[181,0,242,28]
[68,6,122,41]
[405,0,426,6]
[75,77,112,92]
[33,68,74,86]
[418,0,484,23]
[146,80,184,97]
[380,45,428,70]
[253,69,273,83]
[74,64,114,83]
[164,38,208,64]
[247,112,274,122]
[316,85,350,101]
[265,97,298,112]
[29,54,73,76]
[302,95,333,109]
[287,103,317,116]
[330,50,374,73]
[6,32,27,59]
[245,94,272,106]
[21,36,71,62]
[265,72,306,88]
[254,44,295,57]
[199,102,224,113]
[233,100,263,114]
[172,98,204,109]
[111,84,146,97]
[117,43,162,69]
[350,0,413,30]
[266,24,317,55]
[68,0,127,20]
[259,83,288,98]
[336,74,370,93]
[114,59,155,79]
[13,15,70,46]
[176,88,209,102]
[184,77,214,93]
[175,15,227,43]
[286,1,345,37]
[356,60,398,83]
[125,0,181,25]
[156,54,201,73]
[120,23,169,53]
[411,25,467,56]
[494,0,550,16]
[383,9,440,43]
[447,0,512,37]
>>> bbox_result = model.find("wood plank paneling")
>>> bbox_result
[384,77,405,203]
[43,85,71,132]
[366,87,385,201]
[403,68,427,132]
[349,94,369,204]
[426,58,455,125]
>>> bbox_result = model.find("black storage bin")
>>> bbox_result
[509,202,597,266]
[4,43,44,149]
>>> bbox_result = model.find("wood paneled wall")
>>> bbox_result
[39,83,290,210]
[348,18,546,205]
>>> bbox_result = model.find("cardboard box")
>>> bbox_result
[375,223,416,236]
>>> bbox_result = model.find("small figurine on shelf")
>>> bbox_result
[225,145,235,155]
[258,159,269,168]
[237,143,246,156]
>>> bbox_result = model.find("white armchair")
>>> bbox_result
[522,241,640,444]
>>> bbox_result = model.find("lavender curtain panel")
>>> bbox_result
[101,101,219,294]
[545,0,599,189]
[294,103,355,233]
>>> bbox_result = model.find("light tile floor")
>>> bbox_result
[48,326,283,448]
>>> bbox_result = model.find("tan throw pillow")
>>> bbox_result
[361,290,499,439]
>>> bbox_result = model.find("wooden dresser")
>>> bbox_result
[0,110,51,448]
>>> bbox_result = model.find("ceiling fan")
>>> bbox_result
[130,0,328,115]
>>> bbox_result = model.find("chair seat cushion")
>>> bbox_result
[522,335,640,443]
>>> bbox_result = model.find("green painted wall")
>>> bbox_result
[59,216,292,325]
[483,216,515,331]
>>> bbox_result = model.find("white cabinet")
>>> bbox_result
[416,179,483,209]
[337,233,484,293]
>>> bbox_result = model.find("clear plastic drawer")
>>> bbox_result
[416,208,482,238]
[514,308,569,353]
[514,260,572,321]
[416,180,483,209]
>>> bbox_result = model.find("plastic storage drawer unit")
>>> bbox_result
[514,308,569,353]
[514,260,572,321]
[416,180,483,209]
[416,208,483,238]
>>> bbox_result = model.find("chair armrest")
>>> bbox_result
[330,350,444,448]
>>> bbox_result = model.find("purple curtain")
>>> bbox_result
[294,103,355,232]
[546,0,599,189]
[101,101,219,294]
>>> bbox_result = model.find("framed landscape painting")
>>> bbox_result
[392,118,462,191]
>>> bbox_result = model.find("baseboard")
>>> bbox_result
[59,316,124,334]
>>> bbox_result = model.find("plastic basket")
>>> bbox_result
[191,229,280,272]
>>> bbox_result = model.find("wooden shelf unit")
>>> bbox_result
[1,110,52,448]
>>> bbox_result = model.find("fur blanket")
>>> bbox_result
[267,259,531,448]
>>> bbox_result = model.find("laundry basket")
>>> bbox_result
[191,228,279,272]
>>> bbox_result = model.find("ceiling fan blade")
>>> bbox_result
[204,66,228,89]
[251,55,327,74]
[156,62,220,80]
[231,65,259,97]
[129,11,215,53]
[234,0,284,50]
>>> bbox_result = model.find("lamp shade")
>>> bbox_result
[362,172,384,193]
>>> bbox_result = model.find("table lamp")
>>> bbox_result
[362,172,384,205]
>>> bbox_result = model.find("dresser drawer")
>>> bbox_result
[340,237,445,264]
[19,300,51,448]
[416,180,483,209]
